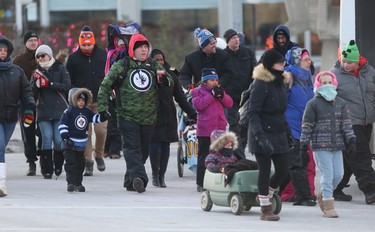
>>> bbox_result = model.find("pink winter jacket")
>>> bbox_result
[192,85,233,137]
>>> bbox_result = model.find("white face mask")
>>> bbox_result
[316,84,337,101]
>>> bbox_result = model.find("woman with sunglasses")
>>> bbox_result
[33,44,71,179]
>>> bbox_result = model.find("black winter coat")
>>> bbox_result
[224,46,257,103]
[0,35,35,123]
[152,62,197,143]
[247,64,291,154]
[33,61,71,121]
[179,48,235,90]
[66,45,107,102]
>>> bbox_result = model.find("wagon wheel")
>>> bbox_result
[201,191,213,211]
[230,194,244,215]
[177,146,184,177]
[271,193,282,215]
[243,204,252,211]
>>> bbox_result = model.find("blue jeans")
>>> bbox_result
[0,122,17,163]
[38,120,62,151]
[313,150,344,199]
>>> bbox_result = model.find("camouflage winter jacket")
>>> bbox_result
[97,57,172,125]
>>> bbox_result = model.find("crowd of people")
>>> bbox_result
[0,22,375,222]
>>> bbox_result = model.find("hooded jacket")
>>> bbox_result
[97,34,173,125]
[0,35,35,123]
[273,25,298,56]
[330,60,375,126]
[247,64,291,154]
[59,88,104,150]
[205,131,238,173]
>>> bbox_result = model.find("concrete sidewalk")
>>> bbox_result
[1,124,374,232]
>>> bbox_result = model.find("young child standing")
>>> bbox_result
[192,68,233,192]
[300,71,356,218]
[58,88,110,192]
[205,130,238,173]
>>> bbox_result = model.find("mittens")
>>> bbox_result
[33,70,49,88]
[62,138,75,149]
[22,109,34,127]
[212,86,224,99]
[99,110,112,122]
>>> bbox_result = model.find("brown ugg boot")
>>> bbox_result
[260,205,280,221]
[323,199,339,218]
[317,191,323,212]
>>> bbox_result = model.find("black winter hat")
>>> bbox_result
[133,41,149,51]
[261,49,285,71]
[23,30,38,45]
[223,29,238,43]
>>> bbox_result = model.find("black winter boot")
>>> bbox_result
[40,150,53,179]
[53,150,64,177]
[150,154,161,187]
[83,161,94,176]
[159,153,170,188]
[26,161,36,176]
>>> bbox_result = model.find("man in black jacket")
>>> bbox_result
[179,28,235,90]
[66,26,107,176]
[223,29,257,149]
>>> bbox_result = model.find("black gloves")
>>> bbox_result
[300,144,310,166]
[288,134,296,150]
[257,135,274,156]
[99,110,112,122]
[346,138,356,159]
[212,86,224,100]
[62,138,74,149]
[188,112,197,122]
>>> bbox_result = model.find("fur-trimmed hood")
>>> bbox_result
[252,63,292,86]
[209,131,238,152]
[68,87,93,107]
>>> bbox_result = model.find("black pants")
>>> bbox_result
[118,118,153,189]
[349,125,375,193]
[282,140,312,198]
[104,101,122,155]
[19,115,38,163]
[63,149,85,185]
[255,152,289,196]
[225,101,247,158]
[197,136,210,187]
[334,150,353,192]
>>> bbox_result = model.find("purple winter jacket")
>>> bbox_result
[192,85,233,137]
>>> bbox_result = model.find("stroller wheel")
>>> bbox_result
[201,191,213,211]
[231,194,244,215]
[177,146,184,177]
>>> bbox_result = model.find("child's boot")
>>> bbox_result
[83,161,94,176]
[323,199,339,218]
[260,205,279,221]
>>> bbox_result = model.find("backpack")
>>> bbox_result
[105,22,142,75]
[238,82,269,127]
[105,23,142,99]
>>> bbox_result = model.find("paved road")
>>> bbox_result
[1,124,374,231]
